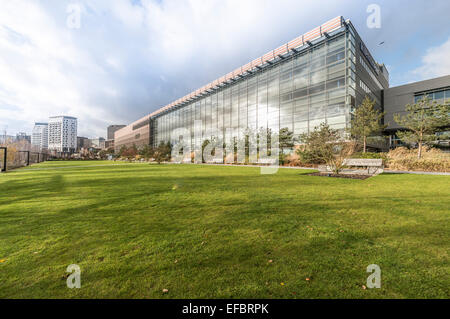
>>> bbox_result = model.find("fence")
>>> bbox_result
[0,147,49,172]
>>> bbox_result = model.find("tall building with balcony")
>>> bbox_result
[31,123,48,151]
[48,116,77,153]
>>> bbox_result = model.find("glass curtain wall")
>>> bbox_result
[154,32,351,148]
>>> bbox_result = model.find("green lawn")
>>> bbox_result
[0,161,449,298]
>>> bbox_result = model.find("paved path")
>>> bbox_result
[175,163,450,175]
[383,169,449,176]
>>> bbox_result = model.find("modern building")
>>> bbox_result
[48,116,77,153]
[77,136,90,151]
[31,123,48,151]
[106,125,125,151]
[116,16,389,153]
[115,15,448,154]
[90,137,106,149]
[105,139,114,149]
[383,75,450,147]
[384,75,450,131]
[107,125,126,140]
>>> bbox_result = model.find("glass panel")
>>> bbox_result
[433,90,444,101]
[414,95,423,103]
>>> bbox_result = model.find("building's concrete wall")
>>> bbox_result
[384,75,450,131]
[114,116,150,153]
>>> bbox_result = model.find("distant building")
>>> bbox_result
[107,125,126,140]
[91,137,105,149]
[105,139,114,149]
[48,116,77,153]
[16,132,31,143]
[31,123,48,151]
[77,136,90,151]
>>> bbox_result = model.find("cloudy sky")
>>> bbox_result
[1,0,449,138]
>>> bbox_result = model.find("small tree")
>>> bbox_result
[394,96,450,159]
[350,96,386,153]
[154,141,172,164]
[118,145,127,157]
[139,144,154,160]
[297,123,356,174]
[279,127,294,165]
[120,144,138,160]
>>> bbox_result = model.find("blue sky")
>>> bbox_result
[0,0,449,137]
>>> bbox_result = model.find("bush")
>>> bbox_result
[284,151,317,167]
[386,147,450,172]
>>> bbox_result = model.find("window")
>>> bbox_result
[310,69,326,85]
[414,95,424,103]
[359,80,372,95]
[326,49,345,64]
[359,56,383,90]
[433,91,444,100]
[293,88,308,99]
[327,76,345,90]
[415,89,450,104]
[309,82,325,95]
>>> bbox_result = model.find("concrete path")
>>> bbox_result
[383,169,450,176]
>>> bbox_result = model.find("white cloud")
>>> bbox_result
[412,37,450,80]
[0,0,334,137]
[0,1,115,137]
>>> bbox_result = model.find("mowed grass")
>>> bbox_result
[0,161,449,299]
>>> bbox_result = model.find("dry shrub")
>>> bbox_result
[386,147,450,172]
[285,152,308,167]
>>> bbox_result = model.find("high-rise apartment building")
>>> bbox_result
[48,116,77,153]
[31,123,48,151]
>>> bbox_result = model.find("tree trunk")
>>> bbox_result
[418,141,422,159]
[363,136,367,153]
[418,132,423,159]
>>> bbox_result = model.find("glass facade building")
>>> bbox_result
[154,33,349,147]
[115,17,390,153]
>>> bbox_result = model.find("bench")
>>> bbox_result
[343,158,384,175]
[318,158,383,175]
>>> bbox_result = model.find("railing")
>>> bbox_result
[0,148,49,172]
